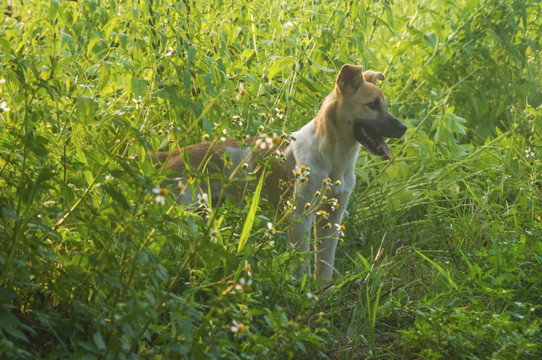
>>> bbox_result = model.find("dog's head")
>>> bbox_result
[335,64,407,161]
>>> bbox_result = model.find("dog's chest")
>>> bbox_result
[326,161,356,196]
[326,143,358,189]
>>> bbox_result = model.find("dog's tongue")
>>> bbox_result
[378,139,392,162]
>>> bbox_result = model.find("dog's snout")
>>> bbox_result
[397,122,407,135]
[386,116,407,138]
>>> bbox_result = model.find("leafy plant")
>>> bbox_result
[0,0,540,359]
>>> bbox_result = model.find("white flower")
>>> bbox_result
[232,115,243,126]
[244,261,252,276]
[284,200,295,212]
[255,135,274,150]
[195,193,210,213]
[231,320,247,334]
[525,148,535,158]
[132,96,143,109]
[335,223,345,237]
[152,186,168,205]
[316,210,330,219]
[155,195,165,205]
[294,165,310,182]
[197,193,208,205]
[210,227,219,242]
[330,198,339,211]
[275,108,285,119]
[283,21,295,30]
[220,128,228,142]
[165,47,175,56]
[235,277,252,292]
[260,112,275,123]
[267,222,276,235]
[0,101,10,112]
[235,83,247,101]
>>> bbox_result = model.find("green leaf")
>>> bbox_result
[187,45,196,66]
[76,95,98,124]
[48,0,59,20]
[204,73,214,94]
[71,134,94,186]
[238,171,265,254]
[153,84,182,107]
[102,183,130,209]
[295,340,307,354]
[92,331,106,351]
[60,31,75,56]
[99,62,110,89]
[131,77,148,98]
[0,310,29,343]
[183,69,191,94]
[308,58,335,72]
[0,38,11,53]
[267,57,294,80]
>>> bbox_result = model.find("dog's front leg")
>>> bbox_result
[314,190,351,281]
[288,173,324,278]
[289,212,315,278]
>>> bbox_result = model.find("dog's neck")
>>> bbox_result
[314,91,360,160]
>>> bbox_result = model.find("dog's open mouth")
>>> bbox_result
[353,124,392,161]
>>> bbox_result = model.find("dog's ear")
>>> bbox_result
[336,64,364,94]
[363,70,386,84]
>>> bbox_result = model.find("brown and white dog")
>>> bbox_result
[151,64,407,281]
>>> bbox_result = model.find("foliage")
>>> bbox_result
[400,220,542,359]
[0,0,541,358]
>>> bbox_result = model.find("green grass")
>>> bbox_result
[1,0,541,358]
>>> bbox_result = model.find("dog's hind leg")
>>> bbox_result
[289,212,315,278]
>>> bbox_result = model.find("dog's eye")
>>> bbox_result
[366,100,379,110]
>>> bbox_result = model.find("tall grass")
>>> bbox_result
[0,0,540,358]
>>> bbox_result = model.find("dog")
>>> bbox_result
[150,64,407,281]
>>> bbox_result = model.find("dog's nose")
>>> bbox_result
[391,122,407,138]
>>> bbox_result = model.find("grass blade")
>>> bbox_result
[237,170,265,254]
[415,249,458,291]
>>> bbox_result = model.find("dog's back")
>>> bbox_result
[150,136,294,208]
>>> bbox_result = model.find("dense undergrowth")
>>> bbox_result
[0,0,541,358]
